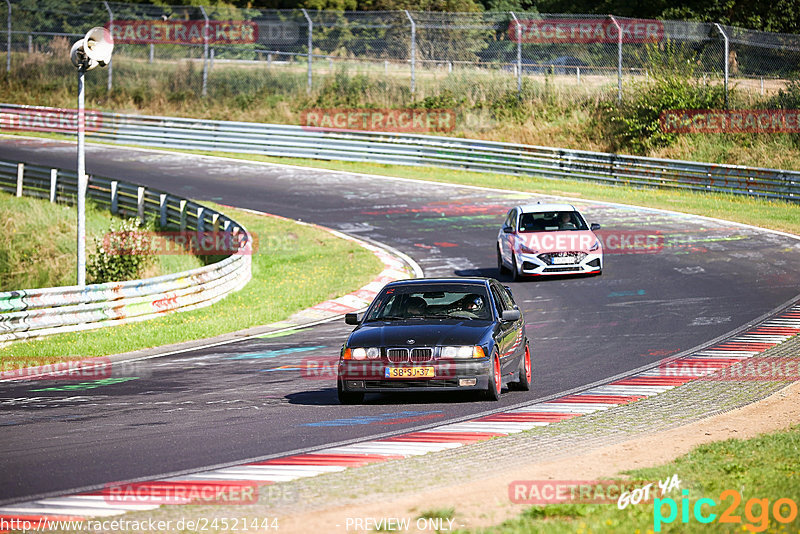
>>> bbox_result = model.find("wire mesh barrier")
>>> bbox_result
[1,104,796,202]
[0,157,252,342]
[4,3,800,102]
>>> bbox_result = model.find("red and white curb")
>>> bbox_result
[1,306,797,524]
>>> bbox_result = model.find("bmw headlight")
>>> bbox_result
[351,347,380,360]
[441,346,483,359]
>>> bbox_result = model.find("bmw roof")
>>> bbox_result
[383,277,491,287]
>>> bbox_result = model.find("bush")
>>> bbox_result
[602,76,726,153]
[600,42,727,153]
[87,218,154,284]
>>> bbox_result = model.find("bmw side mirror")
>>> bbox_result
[345,313,360,325]
[501,309,521,322]
[503,226,514,233]
[590,223,601,231]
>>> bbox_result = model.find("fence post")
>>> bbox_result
[179,199,187,231]
[110,180,118,214]
[404,10,416,95]
[199,6,209,97]
[137,186,145,223]
[149,43,154,63]
[714,23,729,109]
[5,0,10,73]
[576,65,580,84]
[301,8,312,92]
[608,15,622,103]
[103,1,113,92]
[510,12,522,97]
[196,206,205,232]
[159,193,168,228]
[50,169,58,202]
[15,162,22,197]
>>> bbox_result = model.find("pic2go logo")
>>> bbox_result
[654,490,799,532]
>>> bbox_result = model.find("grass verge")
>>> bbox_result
[0,191,202,290]
[0,202,383,366]
[479,424,800,533]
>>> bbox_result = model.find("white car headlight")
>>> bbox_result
[366,347,381,359]
[352,348,367,360]
[440,346,475,359]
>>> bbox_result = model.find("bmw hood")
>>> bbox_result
[348,320,493,348]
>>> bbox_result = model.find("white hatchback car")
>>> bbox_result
[497,203,603,280]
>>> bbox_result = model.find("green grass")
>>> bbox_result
[475,424,800,533]
[5,48,800,171]
[0,192,202,290]
[175,151,800,237]
[0,202,383,367]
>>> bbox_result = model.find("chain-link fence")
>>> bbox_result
[3,3,800,107]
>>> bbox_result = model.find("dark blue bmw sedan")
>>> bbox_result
[337,278,531,404]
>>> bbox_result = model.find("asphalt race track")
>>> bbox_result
[1,137,799,503]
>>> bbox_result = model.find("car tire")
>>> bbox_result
[497,246,508,275]
[510,252,521,282]
[510,342,532,391]
[337,380,364,405]
[484,352,502,401]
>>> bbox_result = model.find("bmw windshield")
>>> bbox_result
[365,284,492,321]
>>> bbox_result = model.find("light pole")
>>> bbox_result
[70,27,113,287]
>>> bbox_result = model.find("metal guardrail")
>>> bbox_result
[2,104,796,201]
[0,157,252,342]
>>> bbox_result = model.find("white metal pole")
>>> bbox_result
[77,66,87,287]
[510,12,521,96]
[301,8,312,92]
[103,0,113,91]
[5,0,10,73]
[714,23,729,109]
[608,15,622,103]
[200,6,209,97]
[404,10,416,94]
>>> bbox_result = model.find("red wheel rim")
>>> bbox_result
[524,345,531,383]
[493,355,501,395]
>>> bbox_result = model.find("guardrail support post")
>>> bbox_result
[179,199,187,231]
[50,169,57,202]
[404,10,416,95]
[510,12,522,97]
[137,186,145,224]
[223,219,231,232]
[149,43,154,64]
[196,206,205,232]
[211,212,219,231]
[159,193,168,228]
[110,180,118,214]
[576,66,580,84]
[301,8,313,93]
[15,162,22,197]
[199,6,209,98]
[608,15,622,103]
[714,23,730,109]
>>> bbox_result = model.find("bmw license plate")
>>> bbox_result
[385,367,435,379]
[552,256,576,265]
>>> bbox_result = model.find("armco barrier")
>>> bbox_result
[1,104,798,201]
[0,159,252,342]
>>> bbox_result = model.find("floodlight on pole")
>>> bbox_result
[70,27,113,287]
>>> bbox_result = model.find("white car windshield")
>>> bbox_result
[518,211,588,232]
